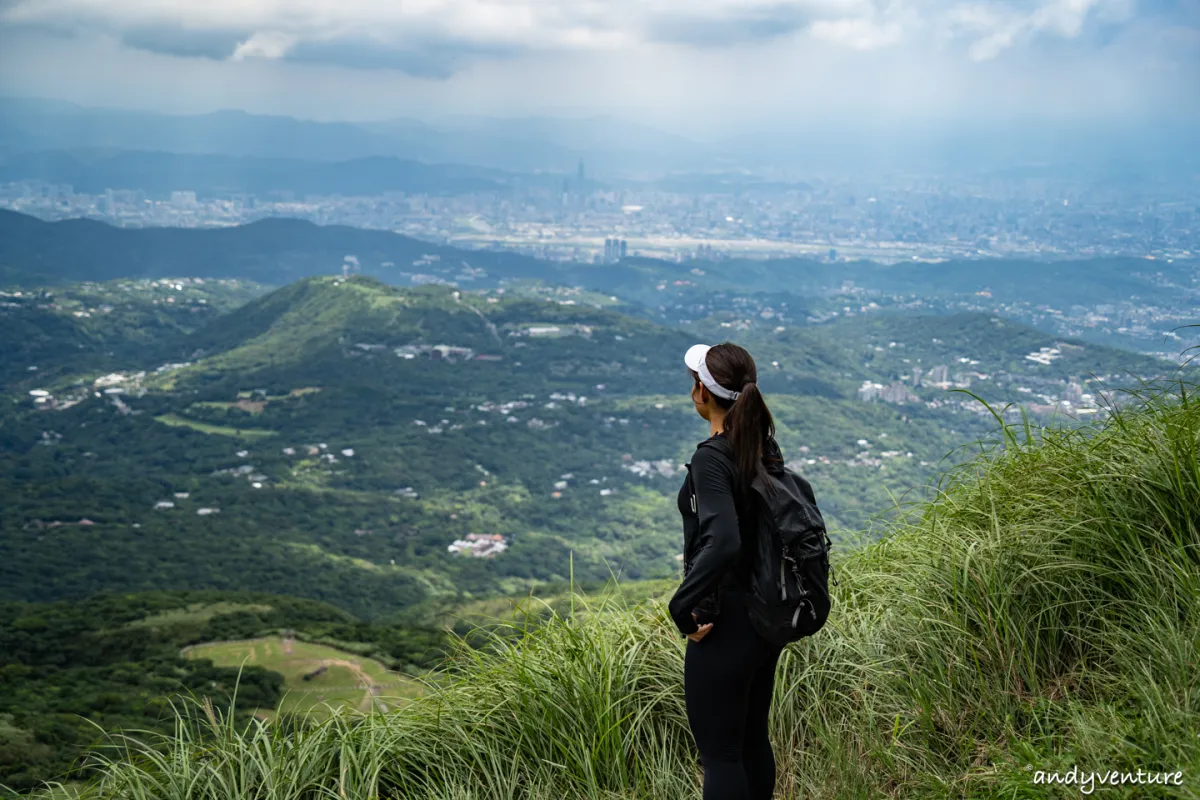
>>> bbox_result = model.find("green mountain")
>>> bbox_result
[0,277,267,389]
[735,310,1175,401]
[5,272,1183,630]
[0,589,450,793]
[0,277,935,619]
[17,379,1200,799]
[0,210,560,288]
[2,251,1195,796]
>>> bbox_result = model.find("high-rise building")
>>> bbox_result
[912,366,922,387]
[601,237,627,264]
[170,190,197,209]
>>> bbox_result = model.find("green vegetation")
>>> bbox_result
[4,275,1182,624]
[124,602,275,628]
[0,591,449,795]
[48,382,1200,799]
[0,277,268,389]
[3,218,1198,797]
[153,413,276,439]
[183,637,422,718]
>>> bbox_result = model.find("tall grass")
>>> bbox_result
[48,383,1200,799]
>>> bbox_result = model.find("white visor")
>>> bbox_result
[684,343,741,401]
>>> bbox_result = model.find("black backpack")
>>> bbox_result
[702,438,834,646]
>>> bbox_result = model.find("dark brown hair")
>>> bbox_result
[691,342,776,497]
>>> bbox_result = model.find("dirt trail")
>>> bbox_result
[319,658,385,712]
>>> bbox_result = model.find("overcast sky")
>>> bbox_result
[1,0,1196,137]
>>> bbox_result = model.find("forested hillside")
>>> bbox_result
[0,590,449,793]
[3,275,1181,622]
[30,381,1200,799]
[2,241,1192,797]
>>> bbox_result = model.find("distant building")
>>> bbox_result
[857,381,883,402]
[859,380,918,404]
[602,237,627,264]
[927,364,950,384]
[448,533,509,558]
[1064,380,1085,405]
[880,382,918,404]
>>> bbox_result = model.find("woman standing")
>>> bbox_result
[668,341,787,800]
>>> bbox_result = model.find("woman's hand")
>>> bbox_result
[687,612,713,642]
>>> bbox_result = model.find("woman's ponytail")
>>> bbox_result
[724,381,774,499]
[700,343,776,500]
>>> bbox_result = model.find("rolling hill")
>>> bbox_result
[3,272,1183,629]
[0,209,560,288]
[0,589,449,793]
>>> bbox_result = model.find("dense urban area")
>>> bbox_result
[2,164,1195,264]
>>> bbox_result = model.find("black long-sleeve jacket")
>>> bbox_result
[667,432,783,637]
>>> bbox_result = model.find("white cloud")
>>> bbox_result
[231,31,295,60]
[0,0,1145,62]
[0,0,1194,129]
[943,0,1137,60]
[810,17,905,49]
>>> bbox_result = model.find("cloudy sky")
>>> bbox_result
[0,0,1196,136]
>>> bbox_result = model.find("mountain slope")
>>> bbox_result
[728,310,1177,401]
[0,210,562,287]
[0,276,984,620]
[0,277,267,389]
[2,274,1185,633]
[57,383,1200,800]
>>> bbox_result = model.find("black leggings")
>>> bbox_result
[684,589,785,799]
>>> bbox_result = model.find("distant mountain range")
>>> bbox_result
[0,210,1179,313]
[3,96,1192,178]
[0,97,714,174]
[0,208,561,287]
[0,146,831,198]
[0,150,524,197]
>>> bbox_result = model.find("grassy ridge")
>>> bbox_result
[31,385,1200,798]
[183,637,423,718]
